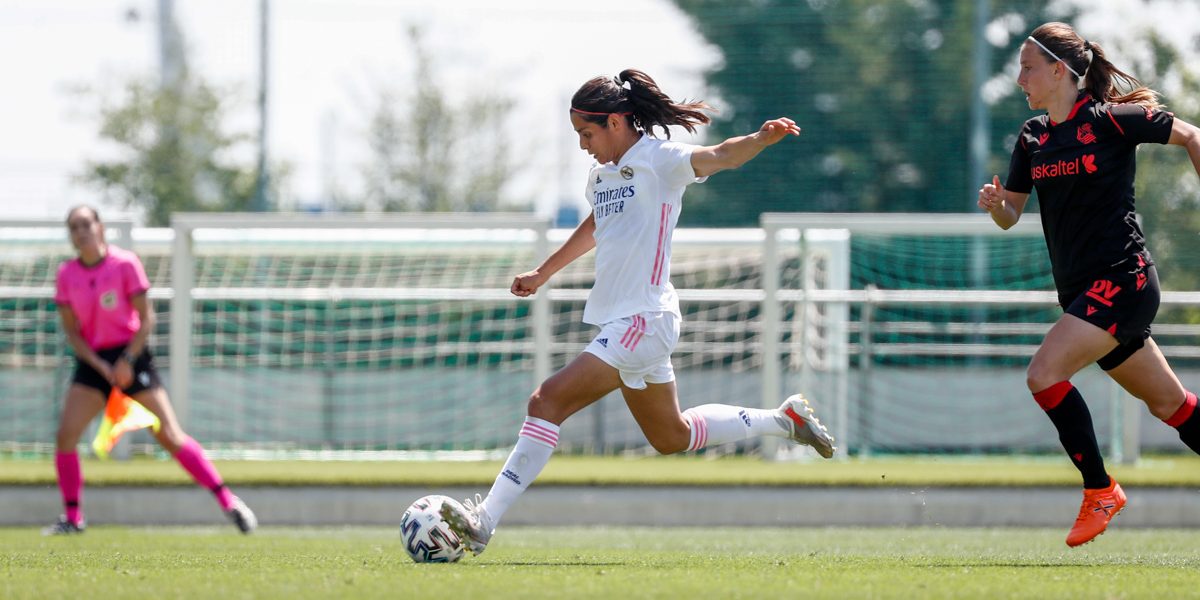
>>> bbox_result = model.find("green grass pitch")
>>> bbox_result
[4,526,1199,599]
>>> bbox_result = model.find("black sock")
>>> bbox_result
[1034,381,1109,489]
[1165,392,1200,455]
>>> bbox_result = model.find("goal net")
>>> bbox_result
[3,213,1197,460]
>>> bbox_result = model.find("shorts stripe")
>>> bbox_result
[621,315,647,350]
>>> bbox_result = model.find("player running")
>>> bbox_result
[978,22,1200,547]
[44,205,257,535]
[441,68,835,556]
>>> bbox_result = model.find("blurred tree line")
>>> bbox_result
[77,19,517,226]
[76,1,1198,295]
[673,0,1069,223]
[672,0,1200,292]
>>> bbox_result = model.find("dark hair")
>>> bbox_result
[66,204,101,224]
[570,69,713,138]
[1029,22,1161,110]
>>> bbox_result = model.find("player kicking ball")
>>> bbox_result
[442,69,834,556]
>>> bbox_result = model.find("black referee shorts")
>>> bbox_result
[71,346,163,398]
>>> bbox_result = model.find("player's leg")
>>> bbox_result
[134,384,257,533]
[442,352,621,555]
[1104,337,1199,454]
[1028,313,1126,547]
[1027,313,1116,487]
[622,382,833,458]
[45,384,105,534]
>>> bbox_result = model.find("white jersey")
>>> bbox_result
[582,135,705,325]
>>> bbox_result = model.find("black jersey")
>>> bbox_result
[1005,92,1174,294]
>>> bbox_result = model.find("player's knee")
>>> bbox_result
[1144,394,1182,421]
[54,427,79,451]
[1025,363,1061,395]
[526,387,561,423]
[154,426,188,454]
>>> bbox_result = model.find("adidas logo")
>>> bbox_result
[596,338,608,348]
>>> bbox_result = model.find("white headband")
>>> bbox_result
[1027,36,1081,78]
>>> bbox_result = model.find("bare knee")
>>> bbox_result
[1026,362,1066,395]
[1144,394,1185,421]
[527,386,565,424]
[54,427,80,453]
[155,426,189,455]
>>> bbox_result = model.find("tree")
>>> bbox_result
[1120,33,1200,296]
[76,62,263,227]
[671,0,1068,225]
[357,25,522,213]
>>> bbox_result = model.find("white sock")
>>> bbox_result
[478,416,559,529]
[682,404,788,451]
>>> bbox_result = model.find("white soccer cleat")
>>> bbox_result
[226,496,258,534]
[779,393,836,459]
[439,494,493,556]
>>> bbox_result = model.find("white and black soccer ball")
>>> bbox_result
[400,494,466,563]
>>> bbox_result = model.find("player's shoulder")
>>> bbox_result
[105,244,141,265]
[55,257,79,279]
[1020,114,1050,134]
[1095,101,1162,121]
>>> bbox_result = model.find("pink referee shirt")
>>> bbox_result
[54,245,151,350]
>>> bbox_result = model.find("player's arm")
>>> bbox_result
[978,175,1030,230]
[1167,117,1200,179]
[511,213,596,297]
[690,118,801,178]
[112,293,153,388]
[57,305,113,383]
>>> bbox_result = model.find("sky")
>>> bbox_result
[2,0,1198,225]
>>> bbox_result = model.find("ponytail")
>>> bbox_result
[571,69,713,138]
[1029,22,1162,110]
[1082,41,1161,110]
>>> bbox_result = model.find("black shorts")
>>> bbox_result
[1059,262,1159,370]
[71,346,163,398]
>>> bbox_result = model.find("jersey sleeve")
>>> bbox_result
[53,262,71,306]
[1102,103,1174,144]
[1004,124,1034,195]
[121,254,151,298]
[654,141,703,189]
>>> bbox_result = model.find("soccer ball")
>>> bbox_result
[400,494,466,563]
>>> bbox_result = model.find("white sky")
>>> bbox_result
[2,0,1197,224]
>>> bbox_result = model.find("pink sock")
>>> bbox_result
[174,437,236,511]
[55,451,83,524]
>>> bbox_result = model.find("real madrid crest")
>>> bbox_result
[620,166,634,180]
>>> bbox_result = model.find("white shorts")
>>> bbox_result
[583,311,680,390]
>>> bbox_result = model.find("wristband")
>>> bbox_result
[121,351,138,364]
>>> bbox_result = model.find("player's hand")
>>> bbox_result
[757,117,801,146]
[95,361,117,387]
[112,358,134,389]
[511,270,546,297]
[978,175,1006,213]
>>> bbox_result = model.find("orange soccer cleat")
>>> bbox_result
[1066,477,1126,547]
